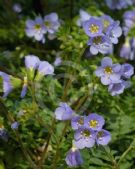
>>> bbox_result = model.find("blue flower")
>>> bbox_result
[0,72,13,97]
[87,35,113,55]
[83,17,103,37]
[38,61,54,76]
[20,77,28,98]
[121,63,134,79]
[0,128,8,141]
[44,13,60,34]
[108,80,131,96]
[105,0,133,10]
[123,10,135,35]
[25,16,46,43]
[54,57,62,67]
[11,121,20,130]
[55,102,74,120]
[65,147,83,167]
[25,55,40,70]
[95,57,121,85]
[71,116,85,130]
[120,38,135,60]
[100,15,114,32]
[84,113,105,131]
[12,3,22,13]
[106,21,122,44]
[74,127,95,149]
[96,129,111,145]
[77,9,91,27]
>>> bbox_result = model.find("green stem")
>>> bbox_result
[117,144,133,166]
[38,118,56,169]
[51,121,69,169]
[102,146,119,169]
[15,131,37,169]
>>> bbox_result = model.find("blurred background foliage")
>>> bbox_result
[0,0,135,169]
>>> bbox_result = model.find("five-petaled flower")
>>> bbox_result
[85,113,105,131]
[83,17,103,37]
[95,57,121,85]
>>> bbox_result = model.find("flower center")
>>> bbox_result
[104,66,113,74]
[44,21,51,27]
[93,36,102,45]
[82,129,91,137]
[89,119,98,128]
[78,117,84,125]
[89,24,99,34]
[97,131,104,138]
[34,24,41,30]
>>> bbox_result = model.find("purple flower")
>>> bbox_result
[38,61,54,75]
[55,102,74,120]
[25,55,40,70]
[44,13,60,34]
[106,21,122,44]
[108,80,131,96]
[105,0,133,10]
[83,17,103,37]
[71,116,85,130]
[65,147,83,167]
[20,77,28,98]
[77,9,91,27]
[96,129,111,145]
[74,127,95,149]
[100,15,114,32]
[95,57,121,85]
[88,35,112,55]
[0,128,8,141]
[121,63,134,79]
[54,57,62,66]
[85,113,105,131]
[123,10,135,35]
[12,3,22,13]
[120,38,135,60]
[25,16,46,43]
[0,72,13,97]
[11,121,20,130]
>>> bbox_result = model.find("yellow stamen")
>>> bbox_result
[89,24,99,34]
[93,36,102,45]
[44,21,51,27]
[82,129,91,137]
[34,24,41,30]
[78,117,84,125]
[97,131,104,138]
[89,120,98,128]
[104,66,113,74]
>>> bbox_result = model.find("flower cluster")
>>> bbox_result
[105,0,133,10]
[23,54,54,96]
[72,113,111,149]
[95,57,134,96]
[25,13,60,43]
[55,103,111,167]
[83,15,122,55]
